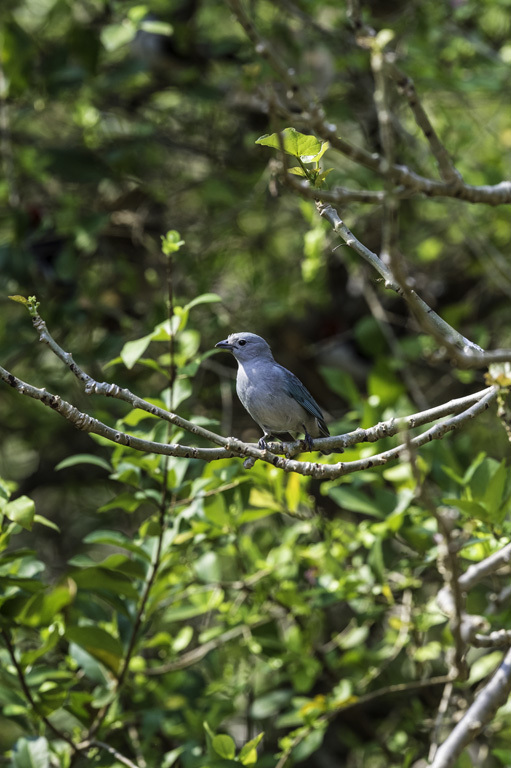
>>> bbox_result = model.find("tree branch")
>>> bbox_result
[0,356,499,478]
[317,202,486,359]
[428,648,511,768]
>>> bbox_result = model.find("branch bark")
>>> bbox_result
[429,648,511,768]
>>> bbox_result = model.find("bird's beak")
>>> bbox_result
[215,339,233,350]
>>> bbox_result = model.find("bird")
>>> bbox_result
[215,332,330,453]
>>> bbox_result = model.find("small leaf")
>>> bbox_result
[302,140,329,162]
[328,486,383,517]
[212,734,236,760]
[292,727,326,762]
[183,292,222,311]
[140,19,173,36]
[443,498,490,522]
[239,733,264,765]
[120,334,152,369]
[374,28,395,50]
[33,515,60,532]
[483,460,507,516]
[256,128,322,159]
[65,625,124,675]
[288,166,309,177]
[161,230,185,255]
[468,651,503,684]
[56,454,111,471]
[161,378,192,410]
[101,20,137,51]
[9,295,30,306]
[172,625,194,652]
[4,496,35,531]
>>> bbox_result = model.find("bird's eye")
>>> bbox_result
[238,339,247,346]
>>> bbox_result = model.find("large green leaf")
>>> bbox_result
[65,625,124,675]
[11,736,49,768]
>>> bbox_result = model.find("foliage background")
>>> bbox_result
[2,1,511,767]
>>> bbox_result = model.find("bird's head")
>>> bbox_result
[215,332,274,363]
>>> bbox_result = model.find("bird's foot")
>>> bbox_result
[258,436,269,450]
[303,430,314,452]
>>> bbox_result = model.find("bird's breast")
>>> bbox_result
[236,363,309,433]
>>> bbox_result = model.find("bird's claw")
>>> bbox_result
[303,431,314,452]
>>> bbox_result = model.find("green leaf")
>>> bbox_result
[120,334,152,369]
[375,28,395,50]
[194,552,222,583]
[16,583,74,627]
[468,651,503,685]
[55,454,111,471]
[161,230,185,255]
[83,529,152,560]
[320,367,360,408]
[9,295,30,306]
[172,625,193,652]
[140,19,173,36]
[288,166,309,177]
[250,690,292,719]
[443,498,490,521]
[413,641,442,662]
[305,140,329,162]
[328,486,383,517]
[212,734,236,760]
[483,459,507,515]
[292,726,326,762]
[33,515,60,532]
[4,496,35,531]
[183,292,222,311]
[12,736,50,768]
[161,378,192,410]
[101,21,137,51]
[98,492,142,514]
[71,565,141,598]
[65,625,124,675]
[256,128,322,160]
[239,733,264,765]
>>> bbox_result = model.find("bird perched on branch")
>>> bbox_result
[215,332,330,453]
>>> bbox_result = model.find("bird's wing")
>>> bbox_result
[279,366,330,436]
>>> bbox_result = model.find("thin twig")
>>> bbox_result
[77,740,141,768]
[428,681,454,762]
[146,621,268,675]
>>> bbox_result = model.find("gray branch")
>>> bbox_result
[429,648,511,768]
[0,360,498,479]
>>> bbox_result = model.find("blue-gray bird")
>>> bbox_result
[215,332,330,453]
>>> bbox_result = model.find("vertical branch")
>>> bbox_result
[434,510,468,680]
[385,62,462,185]
[77,241,180,755]
[372,45,399,267]
[428,681,454,763]
[0,61,20,207]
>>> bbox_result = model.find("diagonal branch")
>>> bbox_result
[317,202,511,368]
[317,201,483,357]
[0,355,499,478]
[428,648,511,768]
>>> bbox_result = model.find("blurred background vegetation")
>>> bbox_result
[2,0,511,766]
